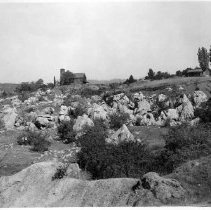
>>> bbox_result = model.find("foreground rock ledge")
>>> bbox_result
[0,161,187,207]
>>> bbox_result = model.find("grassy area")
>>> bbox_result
[123,77,211,97]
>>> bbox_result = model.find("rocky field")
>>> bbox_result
[0,77,211,207]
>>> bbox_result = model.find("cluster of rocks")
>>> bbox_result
[0,88,208,133]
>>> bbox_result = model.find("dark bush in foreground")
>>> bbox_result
[57,120,76,144]
[109,112,130,130]
[194,98,211,123]
[157,124,211,173]
[17,131,51,152]
[77,140,154,179]
[77,119,158,179]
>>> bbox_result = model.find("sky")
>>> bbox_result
[0,1,211,83]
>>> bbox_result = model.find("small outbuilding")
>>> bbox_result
[186,68,203,77]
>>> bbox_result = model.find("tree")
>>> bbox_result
[198,47,209,72]
[60,71,74,85]
[53,76,56,87]
[128,75,136,83]
[123,75,137,84]
[145,69,155,80]
[176,70,182,77]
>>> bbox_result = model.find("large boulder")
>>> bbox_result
[0,161,190,207]
[135,113,156,126]
[134,99,151,115]
[141,172,186,204]
[73,114,94,133]
[87,103,108,121]
[158,94,167,102]
[35,115,55,129]
[0,161,153,207]
[106,124,135,144]
[113,93,134,110]
[193,90,208,108]
[59,105,69,116]
[132,92,145,102]
[176,94,194,121]
[1,106,18,130]
[44,107,54,115]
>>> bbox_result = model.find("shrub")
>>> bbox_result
[18,91,30,102]
[52,165,67,181]
[194,98,211,123]
[17,131,51,152]
[77,140,154,179]
[109,112,130,130]
[77,118,108,148]
[57,120,76,144]
[158,124,211,173]
[81,88,102,97]
[70,105,86,119]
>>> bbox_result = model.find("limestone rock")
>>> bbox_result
[134,99,151,115]
[177,94,194,121]
[87,103,108,120]
[135,113,156,126]
[73,114,94,133]
[106,124,135,144]
[193,90,208,108]
[2,106,18,130]
[141,172,186,204]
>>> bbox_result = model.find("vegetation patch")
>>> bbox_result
[109,112,130,130]
[17,130,51,152]
[57,120,76,144]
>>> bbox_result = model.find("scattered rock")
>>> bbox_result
[141,172,186,204]
[106,124,135,144]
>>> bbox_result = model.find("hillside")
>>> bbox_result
[0,83,19,93]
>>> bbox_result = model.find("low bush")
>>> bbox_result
[18,91,31,102]
[69,105,86,119]
[194,98,211,123]
[77,118,108,148]
[77,139,154,179]
[17,131,51,152]
[76,118,159,179]
[52,165,67,181]
[109,112,130,130]
[57,120,76,144]
[157,124,211,173]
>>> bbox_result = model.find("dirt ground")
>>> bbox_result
[0,130,72,177]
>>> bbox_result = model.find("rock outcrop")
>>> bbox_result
[1,106,18,130]
[106,124,135,144]
[0,161,188,207]
[73,114,94,133]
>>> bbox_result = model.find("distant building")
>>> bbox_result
[186,68,203,77]
[60,69,87,85]
[186,67,211,77]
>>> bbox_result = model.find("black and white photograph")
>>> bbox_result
[0,0,211,207]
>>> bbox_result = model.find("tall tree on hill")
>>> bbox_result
[147,68,155,80]
[60,71,74,85]
[53,76,56,87]
[198,47,209,71]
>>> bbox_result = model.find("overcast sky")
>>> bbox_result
[0,1,211,83]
